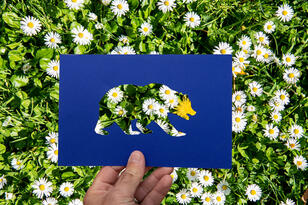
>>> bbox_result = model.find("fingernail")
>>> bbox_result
[129,151,141,162]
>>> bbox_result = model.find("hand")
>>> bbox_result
[84,151,173,205]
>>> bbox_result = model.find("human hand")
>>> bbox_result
[84,151,173,205]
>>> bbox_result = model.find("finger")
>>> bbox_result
[141,175,173,205]
[135,167,173,202]
[114,151,145,196]
[91,166,125,190]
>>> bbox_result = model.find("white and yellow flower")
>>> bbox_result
[279,133,288,141]
[293,155,307,170]
[253,45,266,62]
[64,0,85,10]
[213,42,233,55]
[46,132,58,145]
[69,199,83,205]
[43,197,58,205]
[264,21,275,33]
[264,123,279,140]
[186,168,199,181]
[176,189,191,204]
[247,105,255,112]
[88,12,97,21]
[119,35,129,44]
[0,175,7,189]
[212,191,226,205]
[170,169,178,183]
[111,0,129,17]
[232,104,246,113]
[139,22,153,36]
[269,98,285,112]
[282,53,296,67]
[255,31,269,45]
[159,85,176,100]
[237,35,252,49]
[60,182,74,197]
[107,87,124,104]
[157,0,176,13]
[20,16,41,36]
[198,170,214,187]
[142,98,159,116]
[184,12,201,28]
[261,48,273,63]
[233,51,249,69]
[276,4,294,22]
[288,124,304,139]
[246,184,262,202]
[249,81,263,97]
[32,178,53,199]
[114,106,127,117]
[274,89,290,105]
[232,91,246,106]
[170,127,186,137]
[71,25,93,45]
[44,32,61,49]
[101,0,112,5]
[283,67,300,84]
[232,111,247,133]
[11,158,24,170]
[285,138,300,151]
[271,111,282,123]
[201,192,213,205]
[190,182,203,198]
[47,143,58,163]
[217,180,230,195]
[164,95,179,109]
[46,60,60,79]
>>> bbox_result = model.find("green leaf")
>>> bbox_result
[10,75,29,88]
[8,50,23,62]
[36,48,54,59]
[62,172,76,179]
[0,144,6,154]
[2,12,20,28]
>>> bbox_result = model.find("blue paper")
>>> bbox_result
[59,55,232,168]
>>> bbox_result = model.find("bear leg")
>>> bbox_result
[115,119,140,135]
[136,120,152,134]
[95,119,110,135]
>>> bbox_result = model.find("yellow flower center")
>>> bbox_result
[112,92,118,97]
[280,95,285,100]
[169,99,174,104]
[236,107,242,112]
[164,0,169,6]
[297,161,302,166]
[232,66,235,71]
[159,108,164,113]
[273,115,278,119]
[53,66,59,71]
[235,117,241,123]
[282,10,288,16]
[39,184,45,191]
[222,185,228,190]
[281,135,286,139]
[72,0,77,2]
[239,57,244,62]
[242,41,246,45]
[117,4,123,9]
[0,179,2,182]
[192,188,198,193]
[54,150,58,155]
[50,138,56,143]
[191,171,196,176]
[165,90,171,95]
[118,110,124,115]
[264,53,269,59]
[148,104,153,109]
[170,174,174,179]
[217,196,221,202]
[253,87,258,92]
[288,73,294,78]
[290,144,295,148]
[267,25,272,30]
[259,37,264,42]
[204,176,209,181]
[220,49,226,54]
[205,197,211,202]
[50,38,55,43]
[27,22,34,28]
[250,190,256,195]
[235,95,241,101]
[243,49,248,54]
[16,161,21,165]
[78,33,84,38]
[286,57,291,62]
[181,194,186,199]
[189,17,195,22]
[256,50,262,55]
[269,129,274,134]
[64,187,70,192]
[143,27,149,32]
[294,129,299,134]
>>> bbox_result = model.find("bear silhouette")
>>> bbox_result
[94,83,196,136]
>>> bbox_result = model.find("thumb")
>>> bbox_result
[114,151,145,196]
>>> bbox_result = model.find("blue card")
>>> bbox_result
[59,55,232,168]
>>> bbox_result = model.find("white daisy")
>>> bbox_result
[101,0,112,5]
[261,48,273,63]
[232,104,246,113]
[125,125,140,135]
[246,184,262,202]
[184,12,201,28]
[283,67,300,84]
[159,85,176,100]
[213,42,233,55]
[281,199,295,205]
[233,51,249,69]
[282,53,296,67]
[170,127,186,137]
[285,138,300,151]
[0,175,7,189]
[253,45,266,62]
[252,114,258,123]
[46,132,58,145]
[119,35,129,44]
[198,170,214,187]
[232,111,247,133]
[164,95,179,108]
[114,106,127,117]
[88,12,97,21]
[274,89,290,105]
[71,26,93,45]
[47,143,58,163]
[59,182,74,197]
[217,180,230,195]
[139,22,152,36]
[237,35,252,49]
[212,191,226,205]
[170,169,178,183]
[232,61,242,77]
[44,32,61,49]
[276,4,294,22]
[271,111,282,123]
[249,81,263,97]
[20,16,41,36]
[247,105,255,112]
[68,199,83,205]
[11,158,24,170]
[201,192,213,205]
[46,60,60,79]
[288,124,304,139]
[263,123,279,140]
[293,155,307,170]
[157,0,176,13]
[156,119,170,133]
[64,0,85,10]
[186,168,199,181]
[255,31,269,45]
[107,87,124,104]
[190,182,203,198]
[232,91,246,106]
[95,22,104,30]
[5,192,13,200]
[176,189,191,205]
[279,133,288,141]
[111,46,136,54]
[32,178,53,199]
[264,21,275,33]
[43,197,58,205]
[142,98,159,116]
[269,98,285,112]
[111,0,129,17]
